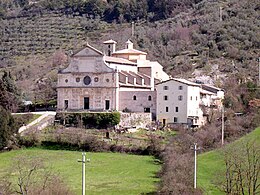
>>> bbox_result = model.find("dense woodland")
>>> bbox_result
[0,0,260,194]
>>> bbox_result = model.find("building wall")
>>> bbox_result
[107,62,137,73]
[119,112,152,128]
[187,86,201,117]
[187,85,203,126]
[57,87,117,110]
[119,91,156,117]
[156,80,189,124]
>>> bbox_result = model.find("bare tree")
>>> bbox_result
[0,155,74,195]
[220,140,260,195]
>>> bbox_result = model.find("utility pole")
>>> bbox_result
[221,106,224,145]
[191,143,200,189]
[78,153,90,195]
[258,57,260,86]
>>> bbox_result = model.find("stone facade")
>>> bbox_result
[57,40,169,120]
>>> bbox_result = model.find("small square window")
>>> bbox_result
[178,95,183,101]
[164,95,168,100]
[174,117,178,123]
[163,86,168,90]
[166,107,169,112]
[179,86,183,90]
[76,77,80,82]
[175,107,178,112]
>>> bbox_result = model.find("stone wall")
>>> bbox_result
[119,91,156,117]
[119,112,152,128]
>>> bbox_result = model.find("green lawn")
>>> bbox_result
[0,148,160,195]
[198,128,260,195]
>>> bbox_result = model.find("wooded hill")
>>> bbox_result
[0,0,259,113]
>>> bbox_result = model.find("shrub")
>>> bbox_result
[0,106,18,149]
[55,112,120,129]
[13,113,34,127]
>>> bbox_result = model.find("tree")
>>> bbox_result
[0,71,21,112]
[0,106,17,150]
[0,155,73,195]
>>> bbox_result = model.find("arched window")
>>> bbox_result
[133,95,136,100]
[148,95,152,101]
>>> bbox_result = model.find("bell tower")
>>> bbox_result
[103,39,117,56]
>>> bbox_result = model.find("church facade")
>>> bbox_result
[57,40,169,118]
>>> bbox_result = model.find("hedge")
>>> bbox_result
[55,112,120,129]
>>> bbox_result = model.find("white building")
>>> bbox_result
[156,78,224,127]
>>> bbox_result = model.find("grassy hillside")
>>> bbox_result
[197,127,260,195]
[0,148,160,195]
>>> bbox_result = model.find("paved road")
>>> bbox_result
[12,111,56,115]
[16,111,56,134]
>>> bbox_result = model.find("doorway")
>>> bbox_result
[105,100,110,110]
[64,100,68,110]
[163,119,166,126]
[84,97,89,109]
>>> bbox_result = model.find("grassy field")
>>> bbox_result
[197,128,260,195]
[0,148,160,195]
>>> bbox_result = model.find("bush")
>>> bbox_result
[0,106,18,149]
[55,112,120,129]
[13,113,34,127]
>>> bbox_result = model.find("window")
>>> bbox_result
[175,107,179,112]
[133,95,136,100]
[148,95,152,101]
[164,95,168,100]
[196,96,198,101]
[76,77,80,82]
[65,79,68,83]
[144,107,150,113]
[179,86,183,90]
[174,117,178,123]
[83,76,91,85]
[94,77,99,82]
[163,86,168,90]
[166,107,169,112]
[190,96,192,100]
[178,95,183,101]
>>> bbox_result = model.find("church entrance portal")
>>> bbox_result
[84,97,89,109]
[105,100,110,110]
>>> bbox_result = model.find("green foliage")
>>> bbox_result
[0,106,17,149]
[55,112,120,129]
[0,71,20,112]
